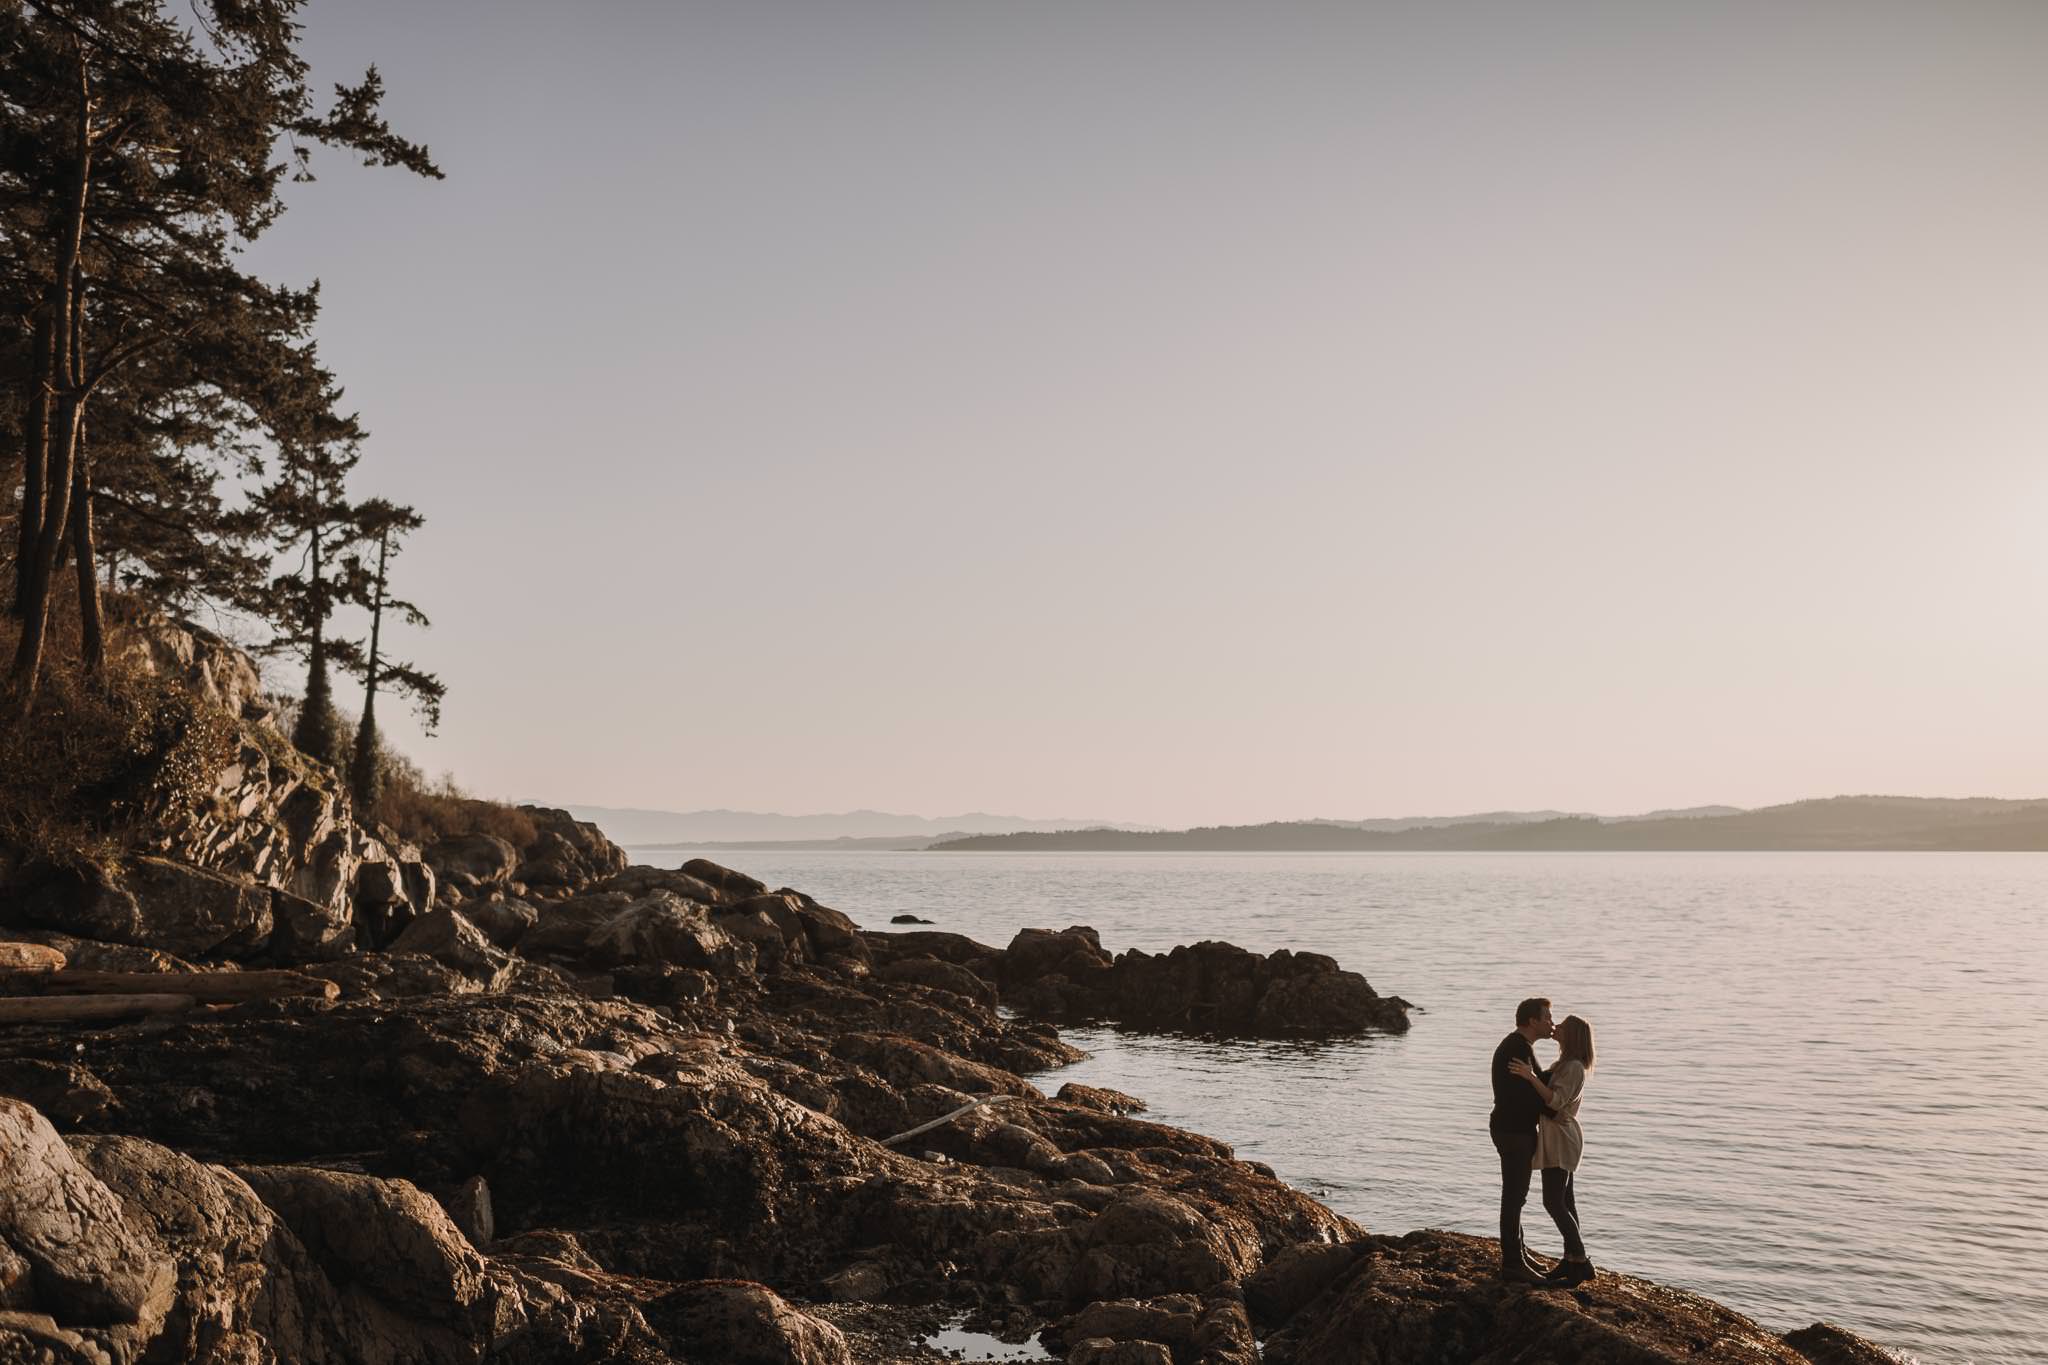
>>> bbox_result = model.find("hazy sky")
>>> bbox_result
[239,0,2048,826]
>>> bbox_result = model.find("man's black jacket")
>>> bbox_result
[1489,1030,1547,1134]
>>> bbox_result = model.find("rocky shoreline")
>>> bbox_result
[0,643,1899,1363]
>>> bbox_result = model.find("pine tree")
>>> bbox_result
[243,362,373,769]
[1,0,439,709]
[347,498,442,810]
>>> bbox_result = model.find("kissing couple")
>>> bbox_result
[1489,996,1598,1285]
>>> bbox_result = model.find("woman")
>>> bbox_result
[1507,1013,1596,1285]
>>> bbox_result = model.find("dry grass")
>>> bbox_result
[371,756,538,849]
[0,601,236,870]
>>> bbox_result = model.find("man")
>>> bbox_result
[1489,996,1555,1284]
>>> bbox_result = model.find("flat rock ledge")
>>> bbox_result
[1,838,1895,1364]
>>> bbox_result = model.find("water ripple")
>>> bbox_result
[641,848,2048,1365]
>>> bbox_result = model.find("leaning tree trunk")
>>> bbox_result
[8,384,82,710]
[9,58,95,710]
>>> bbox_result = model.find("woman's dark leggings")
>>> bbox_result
[1540,1167,1586,1260]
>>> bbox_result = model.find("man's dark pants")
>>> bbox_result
[1491,1125,1537,1265]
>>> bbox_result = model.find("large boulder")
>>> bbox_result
[1243,1239,1369,1329]
[583,892,756,977]
[424,834,519,898]
[643,1280,851,1365]
[350,854,435,946]
[0,1099,175,1329]
[462,896,539,951]
[308,953,478,1000]
[389,909,515,990]
[859,929,1002,972]
[511,809,627,894]
[70,1134,350,1365]
[1782,1322,1905,1364]
[1068,1189,1260,1302]
[518,894,625,960]
[231,1166,490,1337]
[1259,1230,1857,1365]
[999,926,1114,987]
[596,866,724,904]
[875,956,999,1008]
[1055,1295,1200,1356]
[7,857,272,961]
[268,888,357,963]
[677,859,767,904]
[1250,953,1407,1033]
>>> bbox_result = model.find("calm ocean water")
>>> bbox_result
[628,849,2048,1365]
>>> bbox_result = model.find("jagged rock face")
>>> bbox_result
[122,615,267,723]
[511,809,627,894]
[159,724,435,937]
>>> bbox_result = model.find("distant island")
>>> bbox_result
[549,804,1156,846]
[927,796,2048,852]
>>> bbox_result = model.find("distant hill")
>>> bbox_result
[1301,810,1584,831]
[651,834,958,852]
[928,797,2048,852]
[546,804,1153,847]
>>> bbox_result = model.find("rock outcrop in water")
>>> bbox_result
[865,925,1412,1037]
[0,629,1898,1362]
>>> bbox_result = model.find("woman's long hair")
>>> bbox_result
[1557,1014,1596,1070]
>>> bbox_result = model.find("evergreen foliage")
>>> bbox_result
[0,601,236,869]
[291,638,341,769]
[348,689,381,810]
[1,1,446,782]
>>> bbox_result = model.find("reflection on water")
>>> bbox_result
[919,1317,1052,1362]
[632,848,2048,1365]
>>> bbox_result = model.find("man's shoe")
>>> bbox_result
[1497,1262,1548,1286]
[1546,1258,1596,1287]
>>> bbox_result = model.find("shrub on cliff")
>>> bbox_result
[372,757,537,851]
[0,611,235,869]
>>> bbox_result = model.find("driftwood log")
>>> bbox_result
[0,942,66,972]
[0,993,198,1024]
[880,1093,1024,1146]
[0,969,340,1004]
